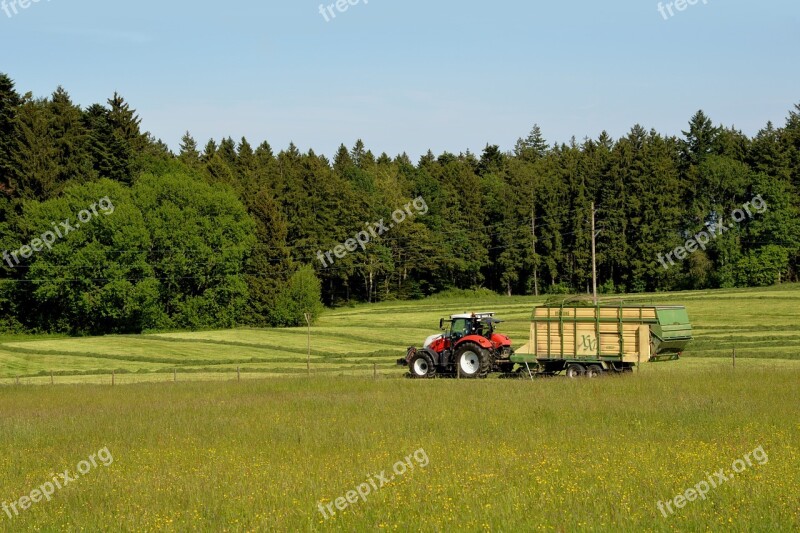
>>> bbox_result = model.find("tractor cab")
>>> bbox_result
[440,312,499,342]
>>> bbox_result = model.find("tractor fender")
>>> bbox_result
[456,335,493,350]
[491,333,512,347]
[416,347,441,365]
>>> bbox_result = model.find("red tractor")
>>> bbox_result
[398,312,514,378]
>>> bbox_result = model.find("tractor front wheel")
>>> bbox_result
[408,351,436,379]
[455,343,490,379]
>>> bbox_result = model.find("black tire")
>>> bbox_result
[455,343,490,379]
[565,363,586,379]
[408,351,436,379]
[586,364,604,378]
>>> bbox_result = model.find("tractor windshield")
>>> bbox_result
[450,318,470,338]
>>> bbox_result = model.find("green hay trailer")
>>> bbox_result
[512,301,693,377]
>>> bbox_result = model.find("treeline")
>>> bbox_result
[0,73,799,334]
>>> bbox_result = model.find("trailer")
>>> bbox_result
[511,300,692,378]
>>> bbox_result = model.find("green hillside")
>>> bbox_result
[2,285,800,385]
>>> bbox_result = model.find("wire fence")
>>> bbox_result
[0,364,403,387]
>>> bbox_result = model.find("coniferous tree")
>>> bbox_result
[178,131,201,169]
[9,97,61,199]
[514,124,549,162]
[0,74,22,200]
[85,103,128,182]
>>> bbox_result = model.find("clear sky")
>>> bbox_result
[1,0,798,160]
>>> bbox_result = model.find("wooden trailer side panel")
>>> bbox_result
[531,305,659,361]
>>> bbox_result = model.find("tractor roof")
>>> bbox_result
[450,312,495,319]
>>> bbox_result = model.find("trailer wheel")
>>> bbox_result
[408,351,436,379]
[565,364,586,379]
[455,343,490,379]
[586,365,604,378]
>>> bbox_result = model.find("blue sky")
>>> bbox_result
[1,0,798,159]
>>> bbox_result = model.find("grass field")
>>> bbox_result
[0,371,798,531]
[2,285,800,384]
[1,286,799,531]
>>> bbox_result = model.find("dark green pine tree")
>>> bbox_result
[106,92,147,182]
[203,139,237,190]
[333,144,353,174]
[107,92,145,150]
[178,131,201,169]
[782,103,800,189]
[748,122,790,181]
[350,139,366,168]
[598,149,629,291]
[253,141,280,193]
[435,155,489,289]
[477,144,506,176]
[217,137,238,167]
[564,148,592,293]
[202,139,217,162]
[244,187,293,326]
[84,103,132,183]
[535,150,568,289]
[0,73,22,200]
[681,110,720,168]
[638,131,685,290]
[514,124,549,162]
[9,97,61,199]
[236,137,257,191]
[48,87,97,187]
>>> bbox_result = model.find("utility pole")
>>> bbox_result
[592,202,597,305]
[531,205,539,297]
[305,313,312,375]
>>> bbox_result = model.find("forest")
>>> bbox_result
[1,72,799,334]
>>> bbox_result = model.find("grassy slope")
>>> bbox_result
[2,285,800,383]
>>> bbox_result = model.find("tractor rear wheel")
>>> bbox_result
[455,343,490,379]
[565,363,586,379]
[408,351,436,379]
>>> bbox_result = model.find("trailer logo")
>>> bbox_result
[577,333,598,356]
[580,335,597,352]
